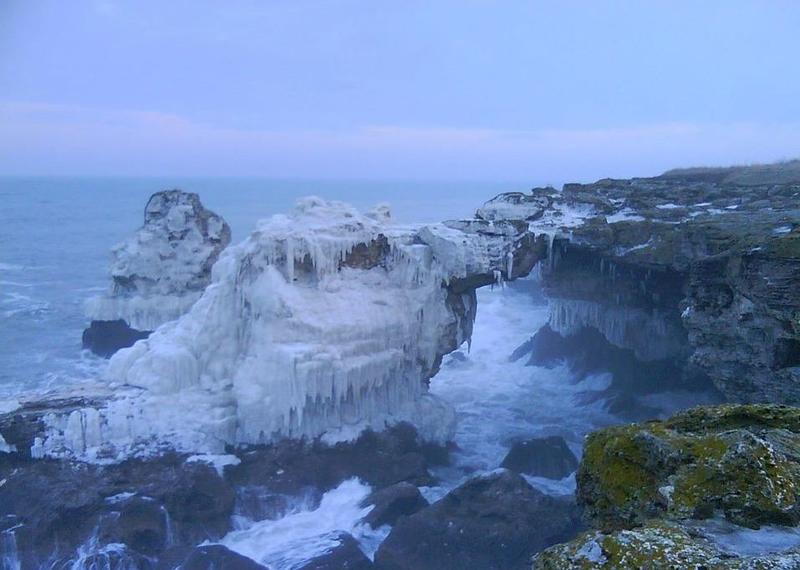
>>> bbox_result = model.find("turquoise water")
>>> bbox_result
[0,177,528,397]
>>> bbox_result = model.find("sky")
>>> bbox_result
[1,0,799,182]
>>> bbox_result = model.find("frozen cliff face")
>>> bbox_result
[39,197,541,460]
[85,190,232,332]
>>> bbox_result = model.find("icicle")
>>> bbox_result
[286,237,295,282]
[161,505,175,547]
[1,527,20,570]
[506,250,514,279]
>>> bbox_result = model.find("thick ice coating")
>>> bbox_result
[37,197,541,460]
[85,190,232,330]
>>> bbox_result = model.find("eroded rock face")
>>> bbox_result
[374,470,582,570]
[83,190,231,356]
[488,163,800,405]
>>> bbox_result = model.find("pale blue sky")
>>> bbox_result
[1,1,799,181]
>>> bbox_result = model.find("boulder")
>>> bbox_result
[578,404,800,531]
[297,533,372,569]
[500,436,578,479]
[374,470,581,570]
[361,482,428,528]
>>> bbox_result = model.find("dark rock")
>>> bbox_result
[228,423,444,497]
[175,545,267,569]
[361,482,428,528]
[374,470,582,570]
[500,436,578,480]
[82,319,151,358]
[298,533,372,570]
[0,454,235,567]
[520,163,800,405]
[97,496,168,556]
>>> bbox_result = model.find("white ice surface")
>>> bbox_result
[39,197,527,460]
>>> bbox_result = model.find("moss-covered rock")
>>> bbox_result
[532,520,800,569]
[578,405,800,531]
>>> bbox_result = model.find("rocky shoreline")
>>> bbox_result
[1,161,799,568]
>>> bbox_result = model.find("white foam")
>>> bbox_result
[428,280,617,495]
[220,478,386,569]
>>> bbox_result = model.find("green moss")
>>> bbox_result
[665,404,800,434]
[579,426,665,529]
[533,521,800,569]
[578,405,800,530]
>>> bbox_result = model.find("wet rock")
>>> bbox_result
[81,319,151,358]
[297,533,372,569]
[173,544,267,569]
[97,496,169,556]
[374,470,581,570]
[533,519,800,569]
[578,404,800,531]
[228,423,445,497]
[0,453,235,567]
[500,436,578,480]
[361,482,428,528]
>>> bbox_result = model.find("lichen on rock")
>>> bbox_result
[579,405,800,531]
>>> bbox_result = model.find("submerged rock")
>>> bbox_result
[83,189,231,356]
[500,436,578,479]
[374,470,581,570]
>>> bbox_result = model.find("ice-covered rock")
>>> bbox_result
[39,197,542,460]
[83,190,231,355]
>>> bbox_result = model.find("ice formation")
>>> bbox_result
[548,298,684,361]
[39,197,539,460]
[86,190,231,330]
